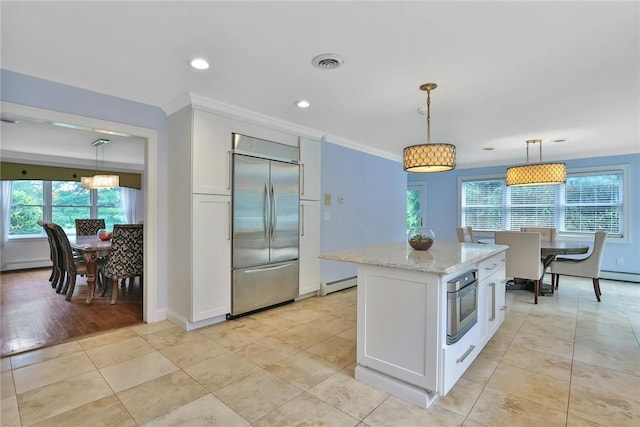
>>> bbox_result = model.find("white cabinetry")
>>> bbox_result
[298,137,321,296]
[192,194,231,322]
[167,106,232,329]
[299,200,320,295]
[191,109,232,195]
[478,253,507,338]
[168,102,323,325]
[299,137,321,201]
[352,248,507,408]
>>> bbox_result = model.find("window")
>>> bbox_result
[460,168,625,237]
[9,180,126,237]
[407,184,425,230]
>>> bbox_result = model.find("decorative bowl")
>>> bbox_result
[407,228,435,251]
[97,229,113,241]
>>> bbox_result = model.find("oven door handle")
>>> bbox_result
[447,280,477,300]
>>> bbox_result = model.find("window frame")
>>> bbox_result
[8,180,125,239]
[458,165,629,243]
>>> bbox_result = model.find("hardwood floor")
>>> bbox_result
[1,267,143,357]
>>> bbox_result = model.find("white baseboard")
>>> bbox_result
[1,260,50,271]
[600,270,640,283]
[320,276,357,296]
[165,309,227,331]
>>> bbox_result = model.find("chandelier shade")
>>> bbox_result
[403,143,456,172]
[80,174,120,189]
[505,139,566,186]
[403,83,456,173]
[80,138,120,189]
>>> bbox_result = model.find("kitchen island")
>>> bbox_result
[320,241,508,409]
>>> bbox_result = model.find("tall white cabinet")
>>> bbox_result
[167,100,322,329]
[167,106,233,329]
[298,137,321,296]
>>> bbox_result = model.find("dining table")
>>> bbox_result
[70,235,112,305]
[477,237,590,294]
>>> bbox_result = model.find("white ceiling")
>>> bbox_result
[1,1,639,169]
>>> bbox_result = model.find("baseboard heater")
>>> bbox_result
[600,270,640,283]
[320,276,357,296]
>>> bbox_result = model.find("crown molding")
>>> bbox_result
[163,92,402,163]
[322,133,402,163]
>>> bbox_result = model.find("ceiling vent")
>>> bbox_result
[311,54,344,70]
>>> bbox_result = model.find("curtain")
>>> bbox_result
[120,187,139,224]
[1,181,13,248]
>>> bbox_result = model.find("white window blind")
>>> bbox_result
[562,172,622,233]
[460,168,625,236]
[507,185,556,230]
[461,180,503,231]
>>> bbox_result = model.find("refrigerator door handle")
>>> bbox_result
[264,181,271,241]
[270,182,277,241]
[243,263,293,274]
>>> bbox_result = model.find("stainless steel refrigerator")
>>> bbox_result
[231,133,300,316]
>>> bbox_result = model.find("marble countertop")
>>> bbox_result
[320,241,508,275]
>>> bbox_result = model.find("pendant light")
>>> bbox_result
[505,139,566,186]
[403,83,456,172]
[80,138,120,189]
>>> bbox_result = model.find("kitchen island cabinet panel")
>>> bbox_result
[321,241,508,409]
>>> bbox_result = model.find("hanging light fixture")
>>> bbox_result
[403,83,456,172]
[505,139,566,186]
[80,139,120,189]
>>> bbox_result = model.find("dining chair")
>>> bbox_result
[456,226,474,243]
[38,221,65,289]
[46,222,89,300]
[550,231,607,302]
[101,224,143,304]
[495,231,544,304]
[75,218,106,236]
[520,227,556,241]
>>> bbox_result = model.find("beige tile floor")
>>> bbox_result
[1,276,639,426]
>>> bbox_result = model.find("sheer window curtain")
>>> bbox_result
[120,187,139,224]
[1,181,13,248]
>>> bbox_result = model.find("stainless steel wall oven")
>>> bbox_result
[447,269,478,344]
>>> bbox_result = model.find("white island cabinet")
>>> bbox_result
[320,241,507,409]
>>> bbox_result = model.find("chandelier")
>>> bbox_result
[505,139,566,186]
[80,138,120,189]
[403,83,456,172]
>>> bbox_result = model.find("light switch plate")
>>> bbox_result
[324,193,331,205]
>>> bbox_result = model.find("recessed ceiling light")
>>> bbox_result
[190,58,209,70]
[296,100,310,108]
[482,147,495,151]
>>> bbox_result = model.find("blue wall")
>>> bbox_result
[408,154,640,274]
[320,141,407,283]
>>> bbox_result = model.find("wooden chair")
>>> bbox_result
[75,218,107,286]
[495,231,544,304]
[101,224,143,304]
[456,226,474,243]
[520,227,556,241]
[75,218,105,236]
[550,231,607,302]
[46,223,89,300]
[38,221,65,289]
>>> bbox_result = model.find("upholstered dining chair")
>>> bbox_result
[521,226,556,241]
[101,224,143,304]
[75,218,106,236]
[457,226,474,243]
[46,222,89,299]
[38,221,65,289]
[550,231,608,302]
[495,231,544,304]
